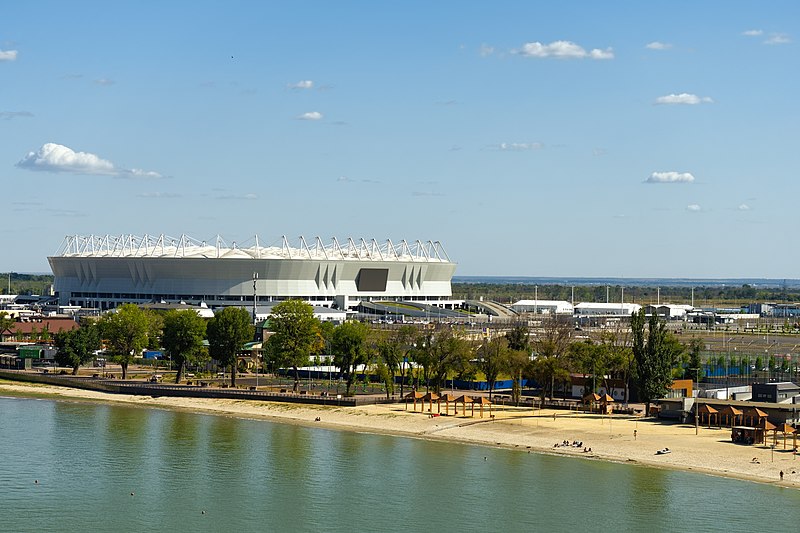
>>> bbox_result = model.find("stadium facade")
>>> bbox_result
[48,234,457,311]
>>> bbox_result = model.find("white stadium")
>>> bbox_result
[49,234,458,311]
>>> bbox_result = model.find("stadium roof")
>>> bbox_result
[53,234,452,263]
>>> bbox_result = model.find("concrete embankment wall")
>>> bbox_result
[0,370,374,406]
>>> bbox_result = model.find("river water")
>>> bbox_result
[1,396,799,532]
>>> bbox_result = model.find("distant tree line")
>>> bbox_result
[1,273,54,296]
[452,282,800,305]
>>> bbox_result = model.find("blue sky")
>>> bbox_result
[2,1,798,278]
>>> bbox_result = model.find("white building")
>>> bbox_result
[574,302,642,317]
[49,233,456,311]
[645,304,694,320]
[510,299,574,315]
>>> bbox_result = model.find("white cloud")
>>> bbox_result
[0,49,18,61]
[742,29,763,37]
[297,111,323,120]
[137,192,181,198]
[0,111,33,120]
[118,168,165,180]
[654,93,713,105]
[93,78,115,86]
[516,40,614,60]
[495,142,543,151]
[738,203,750,211]
[765,33,791,45]
[217,193,258,200]
[645,171,695,184]
[646,41,672,50]
[479,44,495,57]
[16,142,163,178]
[686,204,701,212]
[289,80,314,89]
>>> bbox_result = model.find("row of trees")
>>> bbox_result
[51,301,689,408]
[54,304,253,382]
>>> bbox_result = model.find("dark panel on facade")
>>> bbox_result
[356,268,389,292]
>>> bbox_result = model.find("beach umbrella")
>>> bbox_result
[404,391,424,411]
[455,395,474,417]
[440,393,458,415]
[476,396,492,418]
[422,392,440,413]
[777,423,795,450]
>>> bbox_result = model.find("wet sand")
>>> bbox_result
[2,380,798,489]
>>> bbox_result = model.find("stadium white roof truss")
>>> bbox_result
[54,234,452,263]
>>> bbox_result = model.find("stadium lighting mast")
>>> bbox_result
[252,272,259,324]
[253,271,259,388]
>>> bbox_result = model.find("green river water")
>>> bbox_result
[1,396,798,532]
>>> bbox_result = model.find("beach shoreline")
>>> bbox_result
[2,379,798,490]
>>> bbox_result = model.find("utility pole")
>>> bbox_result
[252,272,259,324]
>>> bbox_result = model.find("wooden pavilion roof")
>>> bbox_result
[745,407,769,418]
[440,393,459,402]
[404,391,424,400]
[777,423,796,434]
[697,404,718,414]
[757,418,777,431]
[455,395,474,403]
[718,405,743,416]
[422,392,440,401]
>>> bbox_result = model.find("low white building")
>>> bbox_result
[510,299,574,315]
[645,304,694,320]
[574,302,641,317]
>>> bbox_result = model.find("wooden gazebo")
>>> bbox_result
[582,393,601,413]
[455,395,474,417]
[422,392,440,413]
[475,396,493,418]
[776,423,797,450]
[404,391,424,411]
[718,405,743,428]
[744,407,769,427]
[755,418,776,445]
[599,394,615,414]
[440,393,458,415]
[696,403,719,428]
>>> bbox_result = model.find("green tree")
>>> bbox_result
[161,309,207,383]
[54,322,101,375]
[413,326,470,393]
[476,337,508,400]
[505,323,531,404]
[505,323,529,352]
[264,300,322,392]
[99,304,159,379]
[530,316,573,401]
[631,309,674,416]
[207,307,254,387]
[331,321,369,395]
[0,311,15,341]
[687,337,704,382]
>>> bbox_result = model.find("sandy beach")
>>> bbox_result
[2,379,798,489]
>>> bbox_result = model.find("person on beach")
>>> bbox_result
[634,429,637,440]
[780,470,784,481]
